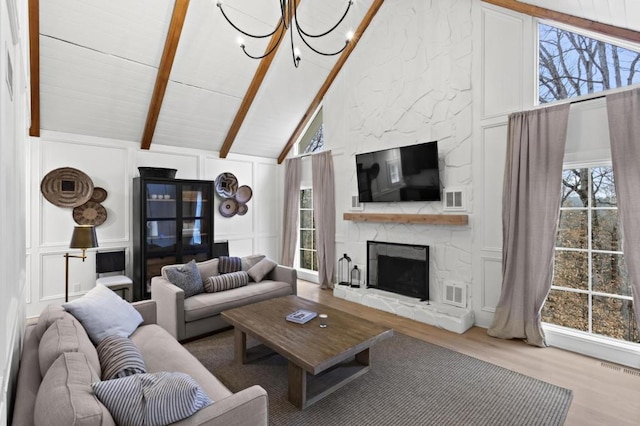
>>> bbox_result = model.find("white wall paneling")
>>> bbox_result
[40,139,131,246]
[480,123,508,251]
[27,133,283,318]
[481,7,525,119]
[1,0,28,419]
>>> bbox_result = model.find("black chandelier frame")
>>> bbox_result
[217,0,354,67]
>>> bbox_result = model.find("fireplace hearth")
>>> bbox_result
[367,241,429,301]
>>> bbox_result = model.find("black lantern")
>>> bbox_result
[350,265,361,288]
[338,253,351,285]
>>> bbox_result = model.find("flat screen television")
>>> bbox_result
[356,141,441,202]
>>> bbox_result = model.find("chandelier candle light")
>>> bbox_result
[217,0,355,68]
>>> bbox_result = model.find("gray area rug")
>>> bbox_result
[185,331,572,425]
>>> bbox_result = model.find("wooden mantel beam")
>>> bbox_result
[277,0,385,164]
[219,0,303,159]
[483,0,640,44]
[28,0,40,137]
[141,0,190,150]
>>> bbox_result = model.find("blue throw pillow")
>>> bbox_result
[62,284,143,345]
[164,259,204,298]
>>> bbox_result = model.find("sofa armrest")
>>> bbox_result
[268,265,297,295]
[132,300,157,325]
[172,385,268,426]
[151,276,186,340]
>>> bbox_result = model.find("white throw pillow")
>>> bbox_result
[63,284,143,345]
[246,257,277,283]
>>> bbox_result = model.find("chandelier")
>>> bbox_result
[217,0,355,68]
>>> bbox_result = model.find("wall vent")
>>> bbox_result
[443,282,466,308]
[443,188,465,211]
[351,195,363,211]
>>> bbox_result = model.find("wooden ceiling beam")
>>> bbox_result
[219,0,303,159]
[141,0,190,150]
[28,0,40,137]
[483,0,640,44]
[277,0,385,164]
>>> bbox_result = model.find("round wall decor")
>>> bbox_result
[237,203,248,216]
[41,167,94,207]
[235,185,253,203]
[219,198,238,218]
[73,201,108,226]
[215,172,238,198]
[90,187,108,203]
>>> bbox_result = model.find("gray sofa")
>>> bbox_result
[151,255,297,341]
[12,300,268,426]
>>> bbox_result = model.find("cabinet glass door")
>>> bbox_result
[146,183,177,255]
[181,184,211,255]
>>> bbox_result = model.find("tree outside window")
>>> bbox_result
[538,23,640,343]
[299,188,318,272]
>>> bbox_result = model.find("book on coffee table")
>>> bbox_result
[286,309,317,324]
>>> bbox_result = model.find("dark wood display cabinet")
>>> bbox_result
[132,177,214,300]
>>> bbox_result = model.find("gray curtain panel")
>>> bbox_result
[606,88,640,332]
[488,103,570,348]
[312,151,336,289]
[280,157,301,267]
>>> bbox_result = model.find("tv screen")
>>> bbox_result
[356,141,441,202]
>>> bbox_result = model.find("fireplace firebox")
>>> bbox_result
[367,241,429,301]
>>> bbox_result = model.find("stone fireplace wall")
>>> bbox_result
[323,0,473,307]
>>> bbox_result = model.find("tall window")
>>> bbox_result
[297,108,324,154]
[299,188,318,271]
[537,23,640,343]
[538,23,640,103]
[542,167,638,343]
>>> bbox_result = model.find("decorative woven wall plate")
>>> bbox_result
[219,198,238,218]
[73,201,108,226]
[41,167,94,207]
[235,185,253,203]
[215,172,238,198]
[90,187,108,203]
[237,203,248,216]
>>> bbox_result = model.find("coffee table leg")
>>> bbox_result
[355,347,370,366]
[288,361,307,409]
[233,328,247,365]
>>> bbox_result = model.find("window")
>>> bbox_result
[299,188,318,271]
[296,108,324,154]
[538,23,640,104]
[542,167,639,343]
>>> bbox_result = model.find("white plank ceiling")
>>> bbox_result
[36,0,639,159]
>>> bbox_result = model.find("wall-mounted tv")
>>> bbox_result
[356,141,441,203]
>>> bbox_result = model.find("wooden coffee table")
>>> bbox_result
[221,295,393,409]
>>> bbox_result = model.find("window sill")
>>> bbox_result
[543,323,640,368]
[297,268,319,284]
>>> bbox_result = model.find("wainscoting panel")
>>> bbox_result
[481,7,524,119]
[40,140,130,246]
[481,256,502,314]
[481,124,507,251]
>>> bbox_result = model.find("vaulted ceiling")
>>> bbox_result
[28,0,640,163]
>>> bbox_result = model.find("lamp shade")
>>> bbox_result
[69,225,99,249]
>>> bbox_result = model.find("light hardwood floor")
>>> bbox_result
[297,281,640,426]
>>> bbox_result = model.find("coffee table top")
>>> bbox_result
[221,295,393,374]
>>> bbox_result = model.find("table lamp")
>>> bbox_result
[64,225,99,302]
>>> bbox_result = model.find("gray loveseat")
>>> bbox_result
[12,300,268,425]
[151,255,297,341]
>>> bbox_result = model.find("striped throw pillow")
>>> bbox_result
[97,335,146,381]
[218,256,242,274]
[92,372,213,426]
[203,271,249,293]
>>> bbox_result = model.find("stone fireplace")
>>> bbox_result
[367,241,429,301]
[333,240,474,334]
